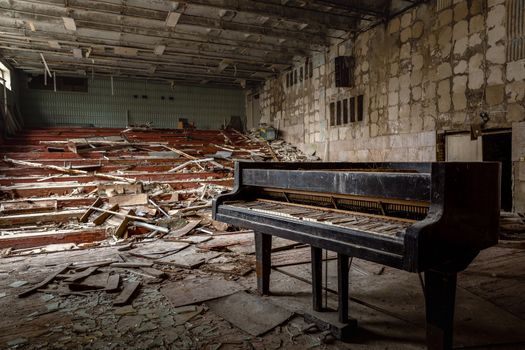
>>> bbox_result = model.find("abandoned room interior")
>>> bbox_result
[0,0,524,349]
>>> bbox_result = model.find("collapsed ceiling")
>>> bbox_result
[0,0,423,87]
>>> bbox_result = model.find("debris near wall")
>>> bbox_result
[500,212,525,247]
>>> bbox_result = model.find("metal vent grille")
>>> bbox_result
[436,0,453,11]
[507,0,525,61]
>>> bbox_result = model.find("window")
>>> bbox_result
[329,102,335,126]
[28,74,88,92]
[357,95,364,121]
[0,61,11,90]
[342,99,349,124]
[350,97,356,122]
[336,100,342,125]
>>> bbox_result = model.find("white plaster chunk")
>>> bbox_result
[507,59,525,82]
[469,15,484,34]
[437,63,452,80]
[487,65,504,85]
[486,5,505,28]
[453,20,469,40]
[401,12,412,28]
[486,45,506,64]
[454,37,468,55]
[454,60,468,74]
[468,70,484,89]
[453,75,468,93]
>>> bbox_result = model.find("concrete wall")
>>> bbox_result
[257,0,525,211]
[20,75,245,130]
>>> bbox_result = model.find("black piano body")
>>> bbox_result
[212,162,500,349]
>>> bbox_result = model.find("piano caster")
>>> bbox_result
[304,309,358,342]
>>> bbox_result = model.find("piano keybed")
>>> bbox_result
[225,199,414,238]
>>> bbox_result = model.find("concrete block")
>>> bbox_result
[485,84,505,106]
[513,122,525,161]
[388,91,399,106]
[423,115,436,131]
[453,20,468,40]
[469,53,483,72]
[401,12,412,28]
[468,70,484,90]
[412,86,422,100]
[388,106,399,120]
[486,45,506,64]
[411,70,422,86]
[400,42,411,59]
[487,5,505,28]
[454,1,469,21]
[470,0,483,15]
[437,63,452,80]
[488,25,505,46]
[450,74,467,93]
[412,21,424,39]
[507,104,525,122]
[487,65,504,85]
[388,77,399,92]
[454,37,468,55]
[438,9,453,27]
[399,104,410,119]
[469,14,484,34]
[370,123,379,137]
[507,59,525,82]
[412,54,424,70]
[506,81,525,103]
[400,88,411,104]
[438,26,453,49]
[388,17,400,34]
[453,92,467,110]
[400,27,411,43]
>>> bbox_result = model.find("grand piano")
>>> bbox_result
[212,162,500,349]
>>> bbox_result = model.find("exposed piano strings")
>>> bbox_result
[255,188,429,221]
[226,199,414,238]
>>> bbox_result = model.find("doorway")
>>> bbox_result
[483,132,512,211]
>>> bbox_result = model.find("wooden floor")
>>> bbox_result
[0,243,523,349]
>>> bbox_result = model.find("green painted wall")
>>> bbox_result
[19,75,245,129]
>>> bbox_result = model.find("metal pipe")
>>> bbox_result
[39,52,52,77]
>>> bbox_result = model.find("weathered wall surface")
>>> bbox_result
[20,75,245,130]
[258,0,525,211]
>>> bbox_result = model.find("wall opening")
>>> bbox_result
[483,131,513,212]
[0,61,11,91]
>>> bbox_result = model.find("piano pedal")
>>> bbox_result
[303,308,358,342]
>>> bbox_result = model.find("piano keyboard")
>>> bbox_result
[225,199,414,238]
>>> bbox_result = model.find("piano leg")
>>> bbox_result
[311,246,323,311]
[424,270,457,350]
[337,253,349,323]
[254,231,272,295]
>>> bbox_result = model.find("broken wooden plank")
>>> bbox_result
[115,209,135,238]
[18,264,71,298]
[163,220,201,239]
[0,210,84,227]
[106,274,121,292]
[0,228,107,250]
[108,193,148,206]
[110,262,153,268]
[113,281,141,306]
[93,204,119,225]
[155,245,221,269]
[64,266,98,283]
[79,197,103,223]
[90,206,152,223]
[160,278,243,308]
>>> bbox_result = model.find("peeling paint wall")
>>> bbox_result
[20,75,245,130]
[258,0,525,211]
